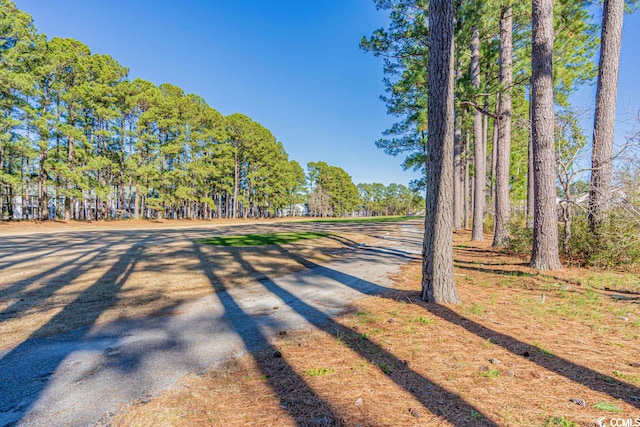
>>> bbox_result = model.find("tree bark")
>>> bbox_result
[119,116,126,219]
[65,111,76,221]
[484,75,492,203]
[526,93,534,228]
[422,0,460,304]
[38,150,48,221]
[530,0,562,270]
[233,149,239,219]
[491,114,498,202]
[471,27,485,241]
[134,183,140,219]
[588,0,624,235]
[493,5,513,247]
[464,130,470,229]
[453,116,462,229]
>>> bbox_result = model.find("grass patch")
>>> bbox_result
[532,342,556,357]
[306,367,335,377]
[377,361,393,375]
[482,338,495,348]
[414,316,435,325]
[356,311,378,325]
[544,416,579,427]
[197,232,329,247]
[467,302,486,315]
[584,272,640,292]
[594,401,622,412]
[613,370,640,385]
[478,368,500,378]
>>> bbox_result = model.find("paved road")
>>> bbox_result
[0,221,422,426]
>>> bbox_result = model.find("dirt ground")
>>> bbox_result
[110,230,640,427]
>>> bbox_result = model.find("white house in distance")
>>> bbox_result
[279,203,308,217]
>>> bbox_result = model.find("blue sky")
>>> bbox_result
[14,0,418,186]
[569,6,640,172]
[13,1,640,186]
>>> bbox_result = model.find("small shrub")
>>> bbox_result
[505,220,533,255]
[506,208,640,269]
[567,212,640,269]
[483,213,494,234]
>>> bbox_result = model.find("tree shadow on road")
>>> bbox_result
[225,247,498,426]
[191,241,345,426]
[0,235,151,426]
[0,235,132,322]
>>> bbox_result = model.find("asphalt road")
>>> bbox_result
[0,220,422,426]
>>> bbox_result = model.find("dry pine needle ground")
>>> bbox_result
[112,229,640,426]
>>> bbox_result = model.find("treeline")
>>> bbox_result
[0,2,421,221]
[363,0,598,236]
[364,0,640,274]
[306,161,422,217]
[357,182,421,217]
[0,3,308,220]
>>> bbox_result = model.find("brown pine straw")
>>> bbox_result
[111,229,639,426]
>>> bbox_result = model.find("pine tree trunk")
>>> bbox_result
[65,135,74,221]
[483,86,490,197]
[38,152,48,221]
[134,183,140,219]
[119,118,126,219]
[453,117,462,229]
[491,114,498,201]
[493,5,513,247]
[233,150,239,219]
[530,0,562,270]
[588,0,624,235]
[471,27,485,241]
[422,0,460,304]
[464,130,470,229]
[526,99,535,228]
[65,110,75,221]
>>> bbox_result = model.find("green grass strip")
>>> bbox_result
[196,232,329,247]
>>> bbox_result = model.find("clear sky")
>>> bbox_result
[569,6,640,173]
[14,0,421,187]
[12,1,640,186]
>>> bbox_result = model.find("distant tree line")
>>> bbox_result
[0,1,421,221]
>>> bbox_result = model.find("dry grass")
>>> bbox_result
[112,230,640,427]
